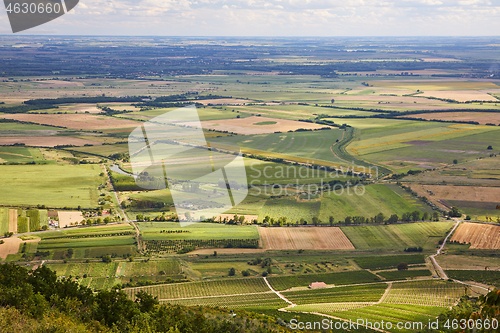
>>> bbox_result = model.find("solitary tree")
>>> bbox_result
[448,207,461,218]
[397,263,409,271]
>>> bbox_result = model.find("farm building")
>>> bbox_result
[309,282,328,289]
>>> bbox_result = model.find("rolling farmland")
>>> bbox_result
[290,281,467,333]
[2,36,500,332]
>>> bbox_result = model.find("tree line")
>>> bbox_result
[260,210,440,227]
[0,263,292,333]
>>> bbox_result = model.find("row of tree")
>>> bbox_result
[261,210,440,227]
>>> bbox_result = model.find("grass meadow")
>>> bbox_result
[0,164,103,208]
[341,222,453,251]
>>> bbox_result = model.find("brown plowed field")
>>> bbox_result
[451,223,500,249]
[259,227,355,250]
[408,184,500,211]
[198,116,327,135]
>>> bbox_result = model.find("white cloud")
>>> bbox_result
[1,0,498,35]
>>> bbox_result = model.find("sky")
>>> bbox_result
[1,0,500,36]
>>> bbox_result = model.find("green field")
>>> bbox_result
[139,223,260,253]
[338,117,500,172]
[37,236,136,250]
[0,122,60,132]
[258,198,322,221]
[377,270,432,280]
[210,130,346,166]
[0,164,103,208]
[383,280,467,307]
[445,270,500,287]
[139,222,259,241]
[319,184,432,221]
[124,277,269,300]
[17,210,29,233]
[161,292,287,309]
[295,303,445,333]
[0,146,46,164]
[0,208,9,234]
[354,254,427,270]
[290,280,466,333]
[268,271,380,291]
[282,284,387,305]
[39,224,135,239]
[341,222,453,251]
[67,143,130,158]
[46,259,183,289]
[25,209,48,231]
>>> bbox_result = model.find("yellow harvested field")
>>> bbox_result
[401,112,500,125]
[410,184,500,202]
[199,116,327,135]
[0,113,141,130]
[451,223,500,249]
[259,227,355,250]
[419,91,499,102]
[8,209,17,234]
[0,136,100,147]
[58,211,85,228]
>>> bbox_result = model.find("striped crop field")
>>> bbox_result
[124,277,269,300]
[383,280,466,307]
[162,292,288,309]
